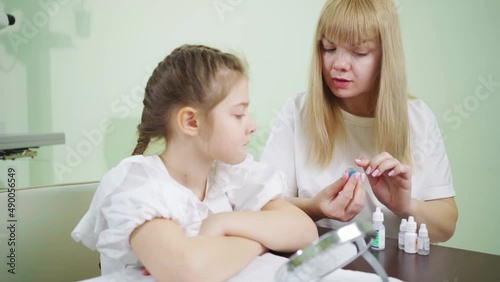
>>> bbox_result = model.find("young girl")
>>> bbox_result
[261,0,458,243]
[72,45,318,281]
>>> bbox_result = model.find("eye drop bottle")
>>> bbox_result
[404,216,417,254]
[398,218,407,250]
[371,207,385,250]
[418,223,430,255]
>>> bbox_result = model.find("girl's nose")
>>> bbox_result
[248,117,257,134]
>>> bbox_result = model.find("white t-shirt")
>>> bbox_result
[260,93,455,238]
[71,154,284,274]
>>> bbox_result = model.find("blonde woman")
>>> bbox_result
[261,0,457,243]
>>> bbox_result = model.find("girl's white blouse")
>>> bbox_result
[72,154,285,274]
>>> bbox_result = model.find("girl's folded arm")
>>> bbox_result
[205,198,319,253]
[130,218,264,282]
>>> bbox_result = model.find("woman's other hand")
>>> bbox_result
[355,153,413,217]
[312,171,366,221]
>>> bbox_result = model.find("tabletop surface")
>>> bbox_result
[316,227,500,282]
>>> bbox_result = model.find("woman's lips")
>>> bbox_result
[332,78,351,88]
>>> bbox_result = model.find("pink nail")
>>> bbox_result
[372,169,379,177]
[388,170,395,176]
[366,166,372,175]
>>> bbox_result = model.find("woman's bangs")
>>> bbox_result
[321,0,380,47]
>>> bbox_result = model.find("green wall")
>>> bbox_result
[398,0,500,255]
[1,0,499,256]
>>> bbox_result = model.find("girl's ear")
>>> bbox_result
[176,106,199,136]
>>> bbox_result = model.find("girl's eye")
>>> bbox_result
[234,114,245,118]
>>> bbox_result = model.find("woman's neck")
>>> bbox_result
[159,141,212,201]
[339,92,376,117]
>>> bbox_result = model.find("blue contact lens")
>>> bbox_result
[349,170,356,177]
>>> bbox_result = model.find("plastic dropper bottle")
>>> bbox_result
[371,207,385,250]
[418,223,430,255]
[398,218,407,250]
[404,216,417,254]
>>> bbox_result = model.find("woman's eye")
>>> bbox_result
[323,47,336,52]
[354,51,368,56]
[234,114,245,118]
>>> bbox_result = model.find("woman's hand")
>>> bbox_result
[311,171,366,222]
[355,152,413,217]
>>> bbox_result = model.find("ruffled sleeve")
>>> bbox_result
[71,156,192,265]
[213,154,286,211]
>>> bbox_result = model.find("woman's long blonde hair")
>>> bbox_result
[304,0,411,167]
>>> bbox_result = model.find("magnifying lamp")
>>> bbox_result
[275,222,389,282]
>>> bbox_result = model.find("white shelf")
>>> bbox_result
[0,132,65,150]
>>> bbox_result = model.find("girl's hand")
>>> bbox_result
[312,171,366,221]
[198,213,229,236]
[355,153,413,216]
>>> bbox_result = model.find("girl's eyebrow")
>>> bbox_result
[232,102,249,108]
